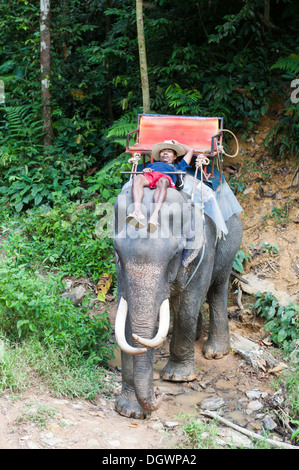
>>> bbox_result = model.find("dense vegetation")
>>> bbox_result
[0,0,298,406]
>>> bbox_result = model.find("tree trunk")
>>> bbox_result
[40,0,53,148]
[105,0,114,123]
[264,0,270,22]
[136,0,150,114]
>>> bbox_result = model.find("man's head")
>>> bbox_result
[152,140,185,162]
[159,147,177,164]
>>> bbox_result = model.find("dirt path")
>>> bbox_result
[0,319,287,450]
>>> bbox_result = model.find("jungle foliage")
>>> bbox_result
[0,0,298,372]
[0,0,298,215]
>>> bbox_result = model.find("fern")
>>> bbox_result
[270,55,299,75]
[106,108,141,149]
[165,84,202,115]
[107,109,140,140]
[3,105,44,146]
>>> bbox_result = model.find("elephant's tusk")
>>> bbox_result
[132,299,170,348]
[115,297,147,355]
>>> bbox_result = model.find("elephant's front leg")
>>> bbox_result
[161,294,200,382]
[203,277,231,359]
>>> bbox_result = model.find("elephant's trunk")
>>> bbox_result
[115,297,147,355]
[133,351,163,411]
[115,297,170,354]
[132,299,170,348]
[115,296,169,412]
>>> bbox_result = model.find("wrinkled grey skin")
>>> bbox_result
[113,186,243,419]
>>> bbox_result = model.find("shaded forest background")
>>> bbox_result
[0,0,298,393]
[1,0,298,213]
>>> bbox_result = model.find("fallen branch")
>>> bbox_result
[199,410,298,450]
[237,285,244,310]
[231,270,249,284]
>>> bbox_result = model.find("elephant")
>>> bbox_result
[113,183,243,419]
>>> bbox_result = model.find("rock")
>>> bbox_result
[243,187,253,195]
[216,428,252,448]
[264,190,276,198]
[268,388,284,408]
[62,285,86,306]
[108,439,121,447]
[164,421,179,429]
[246,400,263,412]
[53,399,69,406]
[27,440,40,449]
[246,389,261,400]
[191,383,200,391]
[236,273,297,307]
[198,381,207,389]
[60,418,77,426]
[263,415,277,431]
[72,403,83,410]
[40,431,54,439]
[87,438,100,448]
[238,397,249,404]
[200,397,225,411]
[148,421,164,431]
[42,437,63,447]
[63,279,73,290]
[230,333,279,371]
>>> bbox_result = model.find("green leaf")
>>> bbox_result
[34,194,43,206]
[12,181,27,190]
[277,328,288,342]
[264,320,276,331]
[0,186,8,194]
[97,292,106,302]
[267,306,277,320]
[233,258,244,273]
[16,319,29,337]
[101,188,110,200]
[15,201,24,212]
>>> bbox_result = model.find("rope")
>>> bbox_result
[191,154,210,205]
[213,129,239,224]
[128,152,141,181]
[184,244,206,289]
[216,129,239,158]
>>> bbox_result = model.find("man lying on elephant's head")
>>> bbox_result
[126,140,194,233]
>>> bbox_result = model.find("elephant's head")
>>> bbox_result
[113,186,204,411]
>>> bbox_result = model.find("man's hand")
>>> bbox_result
[143,168,153,173]
[173,140,194,165]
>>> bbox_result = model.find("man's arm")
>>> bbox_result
[171,140,194,165]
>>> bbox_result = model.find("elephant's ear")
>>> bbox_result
[181,201,205,268]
